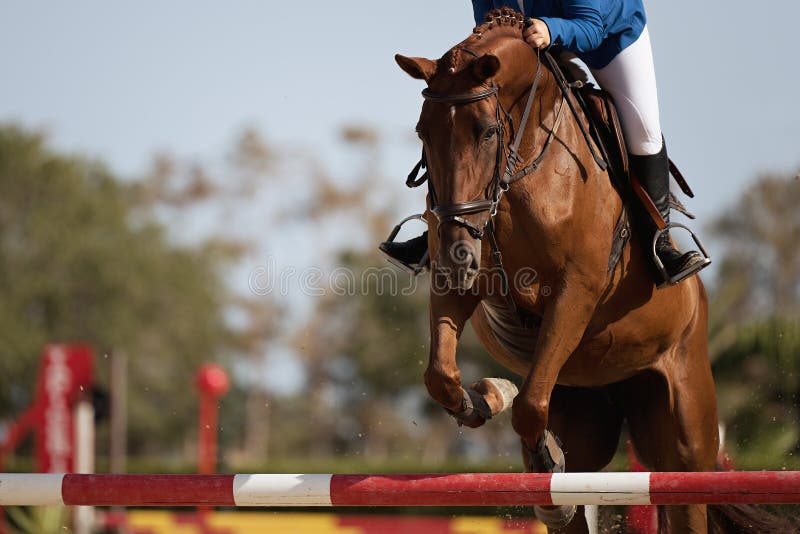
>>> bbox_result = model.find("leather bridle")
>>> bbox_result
[407,48,559,241]
[405,47,608,322]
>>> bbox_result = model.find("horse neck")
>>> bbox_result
[500,63,621,248]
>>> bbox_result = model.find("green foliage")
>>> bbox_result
[3,505,68,534]
[713,317,800,468]
[0,125,234,453]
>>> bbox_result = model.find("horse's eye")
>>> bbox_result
[482,126,498,141]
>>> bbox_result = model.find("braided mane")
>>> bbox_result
[439,7,526,74]
[471,7,527,40]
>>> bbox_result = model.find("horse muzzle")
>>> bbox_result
[437,238,481,290]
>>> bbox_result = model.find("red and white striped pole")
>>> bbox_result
[1,472,800,507]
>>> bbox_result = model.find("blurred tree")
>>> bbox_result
[129,124,284,465]
[284,123,523,466]
[294,246,518,464]
[708,172,800,357]
[0,125,236,455]
[0,118,519,471]
[708,170,800,466]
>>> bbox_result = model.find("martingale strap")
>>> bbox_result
[542,52,608,172]
[504,55,542,176]
[504,92,567,184]
[486,219,520,320]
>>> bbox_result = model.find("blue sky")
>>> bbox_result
[2,1,797,206]
[1,1,798,391]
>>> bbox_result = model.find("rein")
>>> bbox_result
[405,46,608,323]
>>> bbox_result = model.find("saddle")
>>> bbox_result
[574,83,697,222]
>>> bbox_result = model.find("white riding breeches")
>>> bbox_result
[589,26,663,156]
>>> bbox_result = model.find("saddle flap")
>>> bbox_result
[579,86,628,177]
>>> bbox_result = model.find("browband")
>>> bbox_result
[422,84,499,105]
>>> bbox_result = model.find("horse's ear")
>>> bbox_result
[472,54,501,82]
[395,54,436,81]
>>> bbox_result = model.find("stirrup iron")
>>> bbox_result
[380,214,430,276]
[652,222,712,286]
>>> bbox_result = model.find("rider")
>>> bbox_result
[380,0,710,286]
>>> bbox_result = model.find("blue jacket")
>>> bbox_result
[472,0,646,69]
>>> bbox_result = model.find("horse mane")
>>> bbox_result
[440,7,527,75]
[472,6,527,38]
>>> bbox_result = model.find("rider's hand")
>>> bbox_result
[523,18,551,49]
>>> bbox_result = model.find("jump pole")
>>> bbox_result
[1,472,800,507]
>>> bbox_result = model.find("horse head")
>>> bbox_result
[396,11,539,290]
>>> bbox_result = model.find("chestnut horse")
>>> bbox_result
[395,10,787,534]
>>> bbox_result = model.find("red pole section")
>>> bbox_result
[650,471,800,504]
[63,474,236,506]
[330,473,553,506]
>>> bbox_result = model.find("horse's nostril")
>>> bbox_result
[468,253,479,271]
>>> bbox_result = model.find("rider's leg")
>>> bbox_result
[591,27,709,284]
[629,145,708,281]
[590,27,663,158]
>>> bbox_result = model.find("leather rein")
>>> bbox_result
[405,47,607,322]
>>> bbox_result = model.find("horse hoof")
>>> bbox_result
[534,504,577,530]
[521,430,565,474]
[469,378,518,416]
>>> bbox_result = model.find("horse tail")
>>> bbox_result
[707,504,799,533]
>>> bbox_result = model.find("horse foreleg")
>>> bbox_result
[511,276,600,457]
[424,291,479,417]
[510,276,602,531]
[427,290,516,429]
[425,296,518,428]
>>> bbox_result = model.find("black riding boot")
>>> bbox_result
[630,142,710,286]
[379,231,429,268]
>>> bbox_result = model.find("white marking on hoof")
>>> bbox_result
[472,378,518,416]
[486,378,518,413]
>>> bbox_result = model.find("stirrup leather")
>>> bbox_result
[380,214,430,276]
